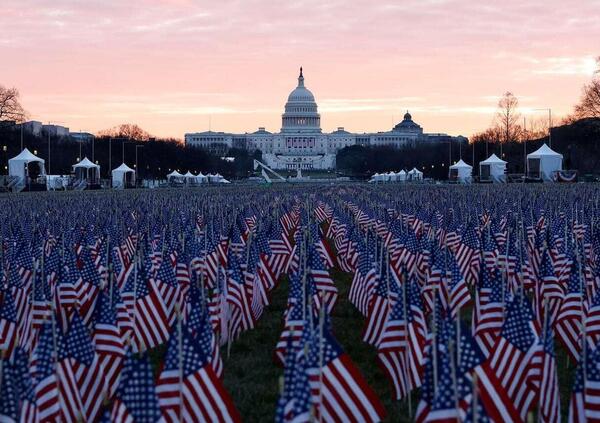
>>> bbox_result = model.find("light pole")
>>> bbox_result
[135,145,144,186]
[47,129,51,174]
[523,116,527,176]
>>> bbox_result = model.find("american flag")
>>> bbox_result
[531,319,560,423]
[64,313,108,422]
[447,257,471,319]
[92,291,126,398]
[307,247,338,314]
[110,353,165,423]
[32,323,61,422]
[157,324,241,423]
[274,302,306,367]
[0,291,18,358]
[306,329,386,422]
[3,347,37,423]
[377,290,414,400]
[556,259,585,362]
[226,251,254,340]
[275,335,306,423]
[488,298,539,420]
[186,286,223,378]
[362,268,391,347]
[427,343,468,423]
[581,345,600,422]
[472,268,504,357]
[348,240,377,316]
[131,263,171,353]
[455,226,481,287]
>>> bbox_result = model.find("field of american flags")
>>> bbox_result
[0,184,599,422]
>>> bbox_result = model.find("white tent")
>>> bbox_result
[112,163,135,189]
[214,173,230,183]
[197,172,208,184]
[479,154,507,183]
[8,148,46,181]
[449,159,472,183]
[408,167,424,181]
[370,172,385,183]
[167,170,184,179]
[167,170,185,186]
[398,169,407,182]
[72,157,100,184]
[527,143,563,181]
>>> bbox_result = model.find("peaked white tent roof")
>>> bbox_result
[10,148,45,164]
[73,157,99,169]
[112,163,135,188]
[8,148,46,180]
[113,163,134,172]
[527,143,563,159]
[409,167,423,174]
[184,171,197,178]
[480,153,507,164]
[398,169,406,175]
[449,159,472,169]
[167,170,183,178]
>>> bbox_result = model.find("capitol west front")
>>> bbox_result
[185,68,466,171]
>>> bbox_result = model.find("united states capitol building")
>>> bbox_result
[185,68,466,170]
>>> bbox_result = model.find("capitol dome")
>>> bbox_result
[281,67,321,133]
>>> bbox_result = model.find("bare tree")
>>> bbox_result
[98,123,152,141]
[525,116,550,139]
[496,92,521,144]
[572,56,600,119]
[0,85,26,122]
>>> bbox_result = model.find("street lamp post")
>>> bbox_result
[135,145,144,187]
[47,130,51,174]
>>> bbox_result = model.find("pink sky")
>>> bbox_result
[2,0,599,139]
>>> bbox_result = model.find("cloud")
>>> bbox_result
[533,56,598,76]
[319,97,424,112]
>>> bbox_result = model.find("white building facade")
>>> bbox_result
[185,68,466,170]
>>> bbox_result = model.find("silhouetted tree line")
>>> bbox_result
[469,117,600,176]
[0,129,260,180]
[337,118,600,179]
[336,140,468,180]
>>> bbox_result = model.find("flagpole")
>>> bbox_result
[402,271,413,418]
[318,301,325,423]
[177,303,184,423]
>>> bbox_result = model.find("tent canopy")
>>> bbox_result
[73,157,99,169]
[449,159,472,183]
[449,159,472,169]
[113,163,134,173]
[527,143,563,159]
[167,170,183,178]
[73,157,100,182]
[112,163,135,188]
[527,143,563,181]
[480,153,507,164]
[8,148,46,180]
[480,154,507,183]
[409,167,423,175]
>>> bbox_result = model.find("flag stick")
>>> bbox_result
[177,303,184,423]
[402,271,413,418]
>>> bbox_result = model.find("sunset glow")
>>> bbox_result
[2,0,599,138]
